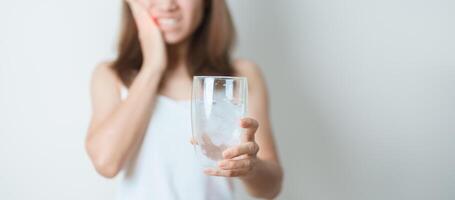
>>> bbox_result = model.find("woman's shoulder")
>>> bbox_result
[233,58,262,78]
[92,61,115,79]
[233,58,266,84]
[233,58,268,96]
[90,61,123,93]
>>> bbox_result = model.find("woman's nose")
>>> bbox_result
[153,0,178,11]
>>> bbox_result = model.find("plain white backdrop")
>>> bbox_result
[1,0,454,199]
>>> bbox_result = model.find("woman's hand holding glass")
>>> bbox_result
[202,117,260,178]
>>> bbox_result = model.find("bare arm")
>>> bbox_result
[85,0,167,178]
[85,64,164,178]
[204,60,283,199]
[237,60,283,199]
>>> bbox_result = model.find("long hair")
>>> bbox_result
[111,0,236,88]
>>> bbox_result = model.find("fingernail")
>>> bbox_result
[218,161,226,168]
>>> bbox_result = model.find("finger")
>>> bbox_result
[218,158,254,170]
[126,0,148,28]
[222,142,259,159]
[204,168,250,177]
[189,137,198,145]
[201,133,214,146]
[125,0,149,12]
[134,0,149,7]
[130,0,159,26]
[240,118,259,142]
[125,0,147,19]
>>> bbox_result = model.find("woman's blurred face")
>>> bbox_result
[145,0,205,44]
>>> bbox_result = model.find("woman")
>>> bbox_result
[85,0,283,199]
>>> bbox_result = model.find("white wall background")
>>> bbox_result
[1,0,454,199]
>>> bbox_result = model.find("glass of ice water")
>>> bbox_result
[191,76,248,168]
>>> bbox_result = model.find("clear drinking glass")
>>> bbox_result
[191,76,248,168]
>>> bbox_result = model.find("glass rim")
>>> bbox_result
[193,76,247,80]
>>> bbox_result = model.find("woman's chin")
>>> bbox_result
[163,34,187,45]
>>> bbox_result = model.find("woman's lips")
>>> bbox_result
[155,17,181,30]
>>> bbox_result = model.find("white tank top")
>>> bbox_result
[115,85,234,200]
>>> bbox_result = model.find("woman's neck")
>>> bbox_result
[159,41,193,98]
[167,40,190,70]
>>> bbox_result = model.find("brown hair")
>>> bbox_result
[111,0,237,88]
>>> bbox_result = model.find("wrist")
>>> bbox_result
[141,63,166,75]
